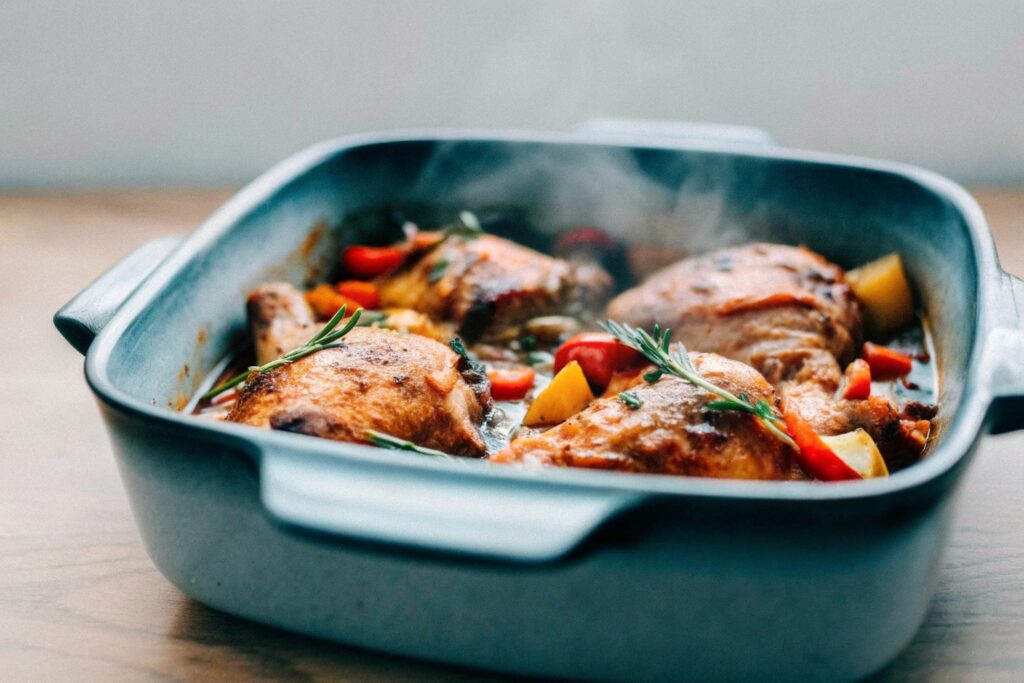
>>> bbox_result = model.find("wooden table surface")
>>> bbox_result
[2,189,1023,682]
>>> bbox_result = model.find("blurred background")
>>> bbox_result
[2,0,1022,188]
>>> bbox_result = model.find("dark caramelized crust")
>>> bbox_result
[377,233,613,341]
[226,283,489,456]
[492,353,795,480]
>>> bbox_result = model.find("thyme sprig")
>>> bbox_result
[366,430,453,459]
[202,304,363,401]
[599,320,797,450]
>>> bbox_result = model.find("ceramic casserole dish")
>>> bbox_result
[55,122,1024,682]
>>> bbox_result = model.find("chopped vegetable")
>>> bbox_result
[783,409,862,481]
[821,429,889,478]
[523,360,594,426]
[554,332,641,391]
[487,366,536,401]
[341,245,405,278]
[306,284,360,319]
[862,342,913,378]
[840,359,872,400]
[846,253,915,333]
[336,280,381,310]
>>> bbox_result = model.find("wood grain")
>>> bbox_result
[2,189,1023,682]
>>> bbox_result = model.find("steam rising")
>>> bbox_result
[407,140,753,254]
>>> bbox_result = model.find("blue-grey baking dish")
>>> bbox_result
[55,121,1024,682]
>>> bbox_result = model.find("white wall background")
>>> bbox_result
[2,0,1022,188]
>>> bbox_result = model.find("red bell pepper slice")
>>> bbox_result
[305,284,360,320]
[341,245,405,278]
[336,280,381,310]
[783,409,862,481]
[553,333,641,391]
[487,366,536,401]
[862,342,913,378]
[840,359,872,400]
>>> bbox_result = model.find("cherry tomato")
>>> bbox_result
[341,245,405,278]
[554,333,641,391]
[487,366,535,401]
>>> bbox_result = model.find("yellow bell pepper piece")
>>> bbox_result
[846,252,915,334]
[523,360,594,426]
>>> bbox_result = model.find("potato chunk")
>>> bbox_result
[821,429,889,478]
[846,253,915,333]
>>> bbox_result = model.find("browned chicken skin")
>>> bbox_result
[377,233,612,341]
[606,243,929,466]
[493,353,795,480]
[226,283,490,456]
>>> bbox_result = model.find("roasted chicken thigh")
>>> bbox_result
[377,232,613,341]
[226,283,490,456]
[494,353,795,480]
[606,243,928,465]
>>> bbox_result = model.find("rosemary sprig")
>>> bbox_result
[366,429,453,459]
[618,391,643,409]
[202,304,363,401]
[599,320,797,450]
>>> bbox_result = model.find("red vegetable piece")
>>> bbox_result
[336,280,381,310]
[553,333,641,391]
[783,408,862,482]
[840,358,872,400]
[305,284,360,320]
[862,342,913,378]
[341,245,405,278]
[487,366,536,401]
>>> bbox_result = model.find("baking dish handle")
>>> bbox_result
[260,445,642,564]
[985,272,1024,433]
[54,235,183,355]
[574,117,776,148]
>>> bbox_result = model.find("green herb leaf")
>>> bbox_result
[618,391,643,409]
[428,257,449,283]
[449,336,470,358]
[643,368,663,383]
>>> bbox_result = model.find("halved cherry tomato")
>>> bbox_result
[341,245,405,278]
[487,366,535,401]
[783,408,862,481]
[553,333,641,391]
[862,342,913,378]
[840,358,872,400]
[336,280,381,310]
[305,284,360,320]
